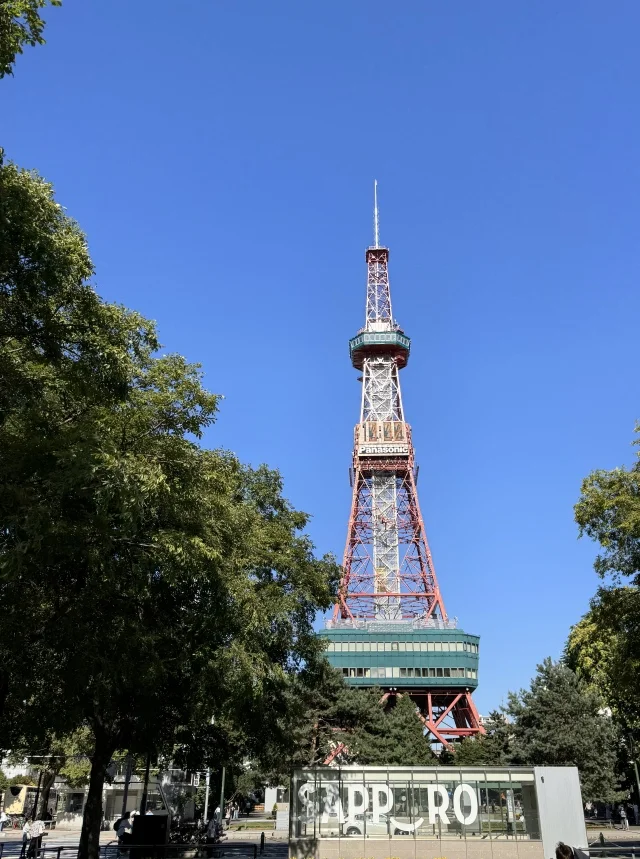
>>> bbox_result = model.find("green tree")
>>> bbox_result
[505,658,620,802]
[571,426,640,740]
[574,425,640,582]
[0,159,157,733]
[284,661,435,769]
[8,774,35,786]
[25,730,94,816]
[567,587,640,731]
[273,659,384,771]
[0,1,61,77]
[442,712,512,766]
[0,161,339,859]
[383,695,436,766]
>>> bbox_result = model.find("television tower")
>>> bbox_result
[321,184,483,746]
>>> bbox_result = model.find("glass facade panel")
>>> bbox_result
[291,767,542,845]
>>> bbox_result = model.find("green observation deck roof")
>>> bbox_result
[349,330,411,369]
[318,626,479,690]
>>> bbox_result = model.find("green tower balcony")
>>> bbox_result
[349,330,411,370]
[318,626,479,690]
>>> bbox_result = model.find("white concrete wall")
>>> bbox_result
[265,787,278,816]
[534,767,588,855]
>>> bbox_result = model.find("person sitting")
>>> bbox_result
[556,842,589,859]
[117,811,133,853]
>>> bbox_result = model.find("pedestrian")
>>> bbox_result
[205,815,217,858]
[29,818,45,858]
[225,805,231,827]
[20,819,31,859]
[117,811,133,852]
[0,810,7,832]
[619,804,629,830]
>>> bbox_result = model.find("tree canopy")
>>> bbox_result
[442,712,511,767]
[0,1,61,77]
[567,587,640,732]
[574,426,640,583]
[0,161,339,859]
[569,424,640,790]
[506,659,620,802]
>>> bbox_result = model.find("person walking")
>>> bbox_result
[20,820,31,859]
[0,810,8,833]
[619,804,629,830]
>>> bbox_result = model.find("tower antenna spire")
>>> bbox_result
[373,180,380,248]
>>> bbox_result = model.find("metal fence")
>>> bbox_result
[0,845,259,859]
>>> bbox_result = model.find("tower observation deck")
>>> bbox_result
[319,184,483,746]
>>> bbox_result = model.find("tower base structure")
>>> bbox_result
[320,619,483,747]
[386,689,483,746]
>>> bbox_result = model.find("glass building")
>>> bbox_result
[290,765,587,859]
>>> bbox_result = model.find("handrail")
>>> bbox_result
[34,845,258,859]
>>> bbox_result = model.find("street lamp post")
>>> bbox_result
[218,768,226,824]
[203,770,211,820]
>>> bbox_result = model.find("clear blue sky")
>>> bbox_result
[4,0,640,714]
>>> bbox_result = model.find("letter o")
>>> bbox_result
[453,784,478,826]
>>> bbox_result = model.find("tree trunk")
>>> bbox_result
[0,669,8,720]
[38,770,57,818]
[78,728,116,859]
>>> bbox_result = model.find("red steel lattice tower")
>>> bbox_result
[324,184,483,746]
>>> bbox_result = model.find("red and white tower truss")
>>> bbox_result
[323,184,483,746]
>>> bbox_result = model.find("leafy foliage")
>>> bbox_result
[567,586,640,732]
[0,162,339,859]
[505,659,620,802]
[0,159,159,740]
[276,660,435,772]
[383,695,436,766]
[442,712,512,767]
[9,774,35,786]
[575,426,640,582]
[0,1,61,77]
[570,424,640,794]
